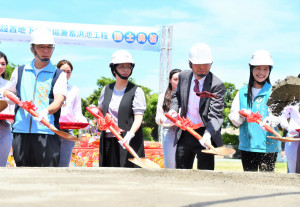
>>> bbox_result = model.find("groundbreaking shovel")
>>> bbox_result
[267,136,300,142]
[165,114,236,156]
[6,93,80,142]
[86,106,160,169]
[239,110,283,139]
[0,100,8,112]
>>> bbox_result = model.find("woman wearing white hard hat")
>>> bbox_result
[229,50,280,172]
[97,50,146,167]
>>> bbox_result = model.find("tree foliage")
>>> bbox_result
[5,63,17,80]
[222,82,238,128]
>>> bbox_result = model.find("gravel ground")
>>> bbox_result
[0,167,299,207]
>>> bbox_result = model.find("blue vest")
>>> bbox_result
[13,60,62,134]
[238,82,280,153]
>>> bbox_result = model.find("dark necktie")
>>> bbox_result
[194,79,200,93]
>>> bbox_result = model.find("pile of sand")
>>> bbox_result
[267,76,300,115]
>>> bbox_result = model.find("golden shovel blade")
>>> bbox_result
[267,136,300,142]
[49,125,81,142]
[0,100,8,112]
[202,146,236,156]
[128,157,161,169]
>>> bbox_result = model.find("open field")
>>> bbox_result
[214,159,287,173]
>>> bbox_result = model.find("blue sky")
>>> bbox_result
[1,0,299,98]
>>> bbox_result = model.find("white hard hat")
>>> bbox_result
[189,43,213,64]
[249,50,273,66]
[110,50,135,65]
[30,28,55,45]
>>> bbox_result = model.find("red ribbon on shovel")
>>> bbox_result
[195,91,218,99]
[6,93,79,142]
[238,109,284,140]
[165,113,235,156]
[86,105,160,169]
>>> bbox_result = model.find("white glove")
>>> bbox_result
[123,131,135,144]
[280,117,289,129]
[288,127,299,136]
[161,109,177,125]
[4,91,18,105]
[35,108,49,125]
[90,105,100,114]
[240,109,251,118]
[259,121,268,132]
[199,132,211,149]
[262,116,279,128]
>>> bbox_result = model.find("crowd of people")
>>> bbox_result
[0,28,299,173]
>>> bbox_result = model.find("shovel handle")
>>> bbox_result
[256,120,282,138]
[86,106,146,168]
[165,113,219,154]
[6,93,52,128]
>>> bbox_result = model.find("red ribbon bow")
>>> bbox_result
[173,114,202,130]
[245,111,263,123]
[22,100,38,111]
[195,91,217,99]
[97,113,123,134]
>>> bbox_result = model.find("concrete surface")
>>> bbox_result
[0,167,299,207]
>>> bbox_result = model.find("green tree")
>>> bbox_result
[222,82,238,128]
[5,63,17,80]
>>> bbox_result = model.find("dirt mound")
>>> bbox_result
[267,76,300,115]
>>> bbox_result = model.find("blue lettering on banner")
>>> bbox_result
[125,31,135,43]
[148,33,158,45]
[101,32,108,39]
[137,32,147,44]
[18,27,26,34]
[112,31,123,42]
[9,26,17,33]
[77,31,85,38]
[53,29,60,36]
[61,30,68,37]
[86,32,92,38]
[69,30,76,37]
[0,25,9,32]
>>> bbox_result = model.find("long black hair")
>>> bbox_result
[0,51,8,79]
[162,68,181,112]
[247,65,272,108]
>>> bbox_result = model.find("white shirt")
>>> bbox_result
[59,84,87,123]
[229,87,262,127]
[155,93,165,126]
[0,77,14,115]
[98,85,146,137]
[281,104,300,137]
[186,75,205,125]
[6,61,67,96]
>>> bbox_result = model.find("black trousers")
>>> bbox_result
[176,129,214,170]
[12,133,61,167]
[240,150,278,172]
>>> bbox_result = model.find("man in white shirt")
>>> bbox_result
[170,43,225,170]
[4,28,67,167]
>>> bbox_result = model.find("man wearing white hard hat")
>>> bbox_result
[229,50,281,172]
[169,43,225,170]
[95,49,146,167]
[4,28,67,167]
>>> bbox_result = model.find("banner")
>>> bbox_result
[0,18,161,52]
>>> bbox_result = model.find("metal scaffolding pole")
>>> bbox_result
[158,26,173,142]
